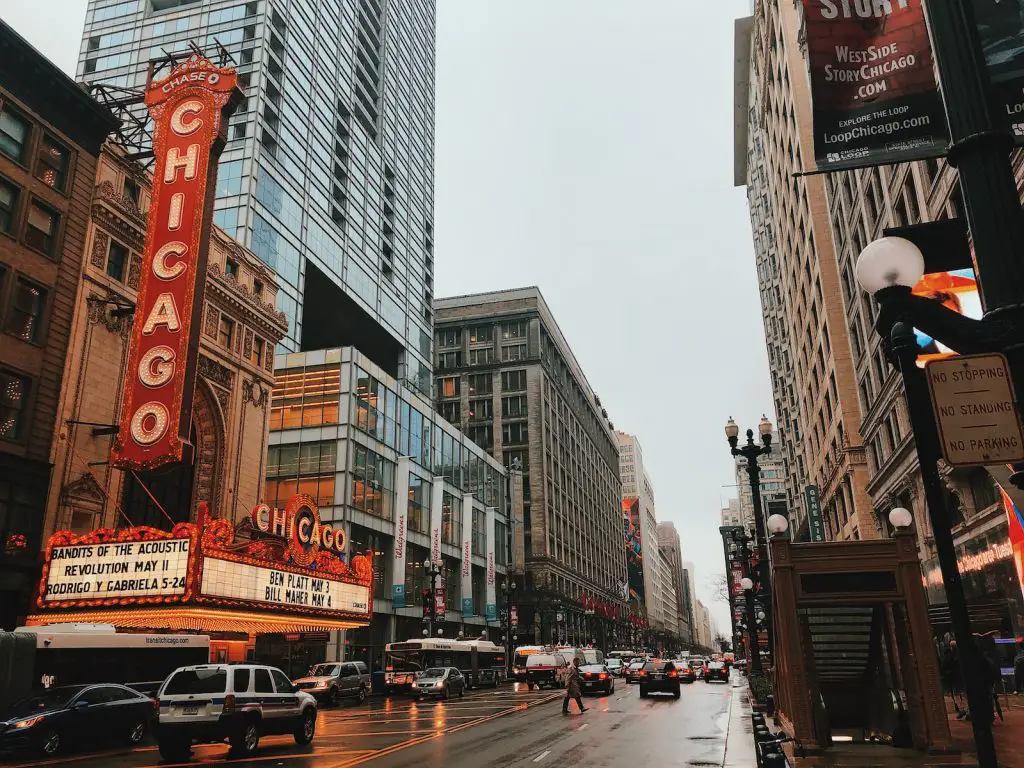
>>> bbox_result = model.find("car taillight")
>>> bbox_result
[584,673,593,679]
[639,670,646,677]
[599,673,608,680]
[668,670,678,678]
[223,694,236,714]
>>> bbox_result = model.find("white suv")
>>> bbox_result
[155,664,317,761]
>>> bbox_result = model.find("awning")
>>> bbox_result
[25,607,365,634]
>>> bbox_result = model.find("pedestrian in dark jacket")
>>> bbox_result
[1014,649,1024,695]
[941,642,966,719]
[562,658,587,714]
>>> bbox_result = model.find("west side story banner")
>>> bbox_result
[801,0,948,170]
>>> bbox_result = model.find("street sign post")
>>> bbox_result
[926,353,1024,467]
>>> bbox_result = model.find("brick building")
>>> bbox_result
[434,288,628,647]
[44,142,288,557]
[0,21,118,628]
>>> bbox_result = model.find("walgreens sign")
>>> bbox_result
[112,56,239,470]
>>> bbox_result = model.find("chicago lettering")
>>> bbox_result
[251,502,346,556]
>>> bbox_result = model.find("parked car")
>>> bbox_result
[411,667,466,700]
[579,664,615,696]
[0,684,157,757]
[525,653,566,690]
[704,661,730,683]
[156,664,317,761]
[625,660,646,684]
[292,661,370,706]
[638,660,681,699]
[606,658,626,677]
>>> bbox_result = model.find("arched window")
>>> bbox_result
[968,469,999,512]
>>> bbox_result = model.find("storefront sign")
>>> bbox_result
[42,538,191,602]
[927,353,1024,466]
[430,479,444,564]
[111,55,240,470]
[485,506,496,621]
[510,605,518,628]
[434,586,446,617]
[460,494,473,612]
[805,485,826,542]
[200,556,369,615]
[31,495,374,630]
[392,458,410,609]
[462,597,473,618]
[800,0,947,170]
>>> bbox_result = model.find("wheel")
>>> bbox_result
[356,685,367,704]
[527,682,535,690]
[442,685,450,700]
[294,708,316,745]
[230,719,260,757]
[458,686,464,698]
[673,688,681,699]
[327,686,339,707]
[35,727,61,757]
[158,737,191,762]
[126,718,147,745]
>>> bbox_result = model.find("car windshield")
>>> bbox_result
[309,664,341,677]
[708,662,725,669]
[422,668,446,678]
[607,659,622,667]
[644,662,672,671]
[629,661,645,670]
[580,665,605,673]
[163,668,228,695]
[527,655,557,666]
[689,659,703,667]
[8,687,86,717]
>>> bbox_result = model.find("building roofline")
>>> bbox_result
[733,16,754,188]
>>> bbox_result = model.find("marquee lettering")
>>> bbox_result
[111,56,240,471]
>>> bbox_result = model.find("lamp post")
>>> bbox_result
[725,526,762,675]
[852,242,999,767]
[501,578,516,677]
[725,416,775,665]
[423,558,443,640]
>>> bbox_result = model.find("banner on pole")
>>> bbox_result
[972,0,1024,142]
[801,0,947,170]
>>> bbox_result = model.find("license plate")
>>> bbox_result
[652,674,663,680]
[182,706,199,715]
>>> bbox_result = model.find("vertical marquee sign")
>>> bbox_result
[111,56,241,470]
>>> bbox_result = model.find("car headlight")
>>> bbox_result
[314,681,329,689]
[434,681,444,688]
[13,716,44,730]
[412,682,419,688]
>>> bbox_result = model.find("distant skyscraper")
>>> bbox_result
[77,0,437,393]
[657,522,691,644]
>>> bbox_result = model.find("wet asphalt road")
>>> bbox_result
[1,676,739,768]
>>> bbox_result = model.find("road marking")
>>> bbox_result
[578,723,589,731]
[533,750,552,762]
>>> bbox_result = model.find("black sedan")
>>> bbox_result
[625,660,646,684]
[579,664,615,695]
[704,661,730,683]
[638,661,681,699]
[0,684,157,756]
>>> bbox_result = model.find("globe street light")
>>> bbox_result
[888,507,913,531]
[766,514,789,537]
[740,577,754,591]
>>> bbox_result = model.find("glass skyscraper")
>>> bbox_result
[77,0,436,394]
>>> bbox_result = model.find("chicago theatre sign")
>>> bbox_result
[112,55,238,471]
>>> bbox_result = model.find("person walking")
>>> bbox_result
[941,641,967,719]
[1014,647,1024,695]
[562,658,587,715]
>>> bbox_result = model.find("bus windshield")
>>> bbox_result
[386,649,426,673]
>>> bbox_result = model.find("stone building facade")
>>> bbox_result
[44,144,288,543]
[0,21,118,628]
[434,288,629,646]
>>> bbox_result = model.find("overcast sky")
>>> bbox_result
[1,0,768,638]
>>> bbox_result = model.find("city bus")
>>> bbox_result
[11,624,210,696]
[384,638,505,692]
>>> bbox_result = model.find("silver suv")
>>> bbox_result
[155,664,317,761]
[292,661,370,706]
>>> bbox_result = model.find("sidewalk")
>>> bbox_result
[723,680,758,768]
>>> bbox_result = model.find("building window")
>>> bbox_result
[226,258,239,277]
[502,370,527,391]
[472,507,486,556]
[468,424,493,452]
[502,422,528,445]
[271,365,342,430]
[441,491,461,546]
[351,444,395,520]
[468,373,492,395]
[408,475,431,533]
[0,106,29,164]
[124,177,141,207]
[106,240,128,281]
[35,136,70,192]
[438,328,461,347]
[0,369,29,442]
[6,279,46,343]
[468,398,493,419]
[969,468,999,512]
[0,177,18,234]
[501,344,526,362]
[253,279,264,299]
[265,441,337,507]
[250,337,265,368]
[218,315,235,349]
[25,201,59,256]
[469,325,493,344]
[439,401,460,423]
[502,321,526,340]
[469,347,494,366]
[438,376,460,399]
[437,351,462,370]
[502,395,527,418]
